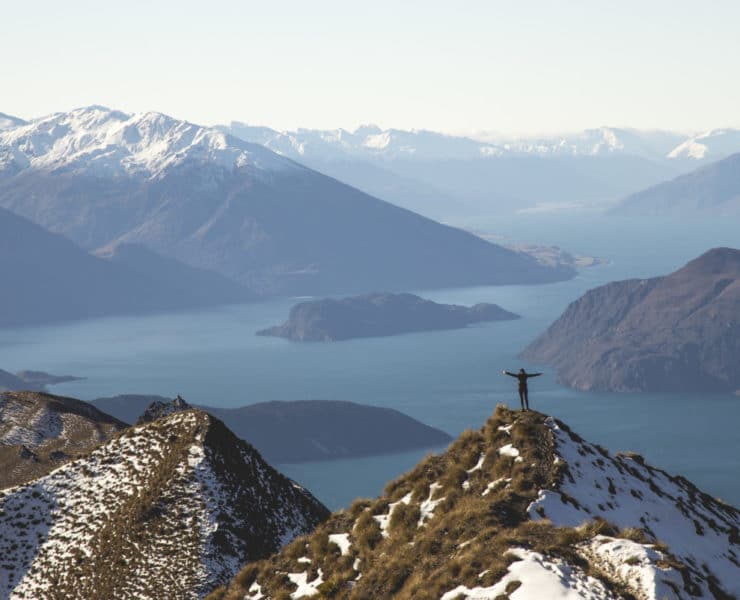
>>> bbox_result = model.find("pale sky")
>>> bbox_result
[2,0,740,135]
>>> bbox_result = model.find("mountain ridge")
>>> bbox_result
[0,106,573,297]
[0,407,329,599]
[522,247,740,392]
[211,405,739,599]
[613,151,740,215]
[90,396,453,464]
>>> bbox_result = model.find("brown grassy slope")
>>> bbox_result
[209,406,670,600]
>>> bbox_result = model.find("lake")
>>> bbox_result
[1,214,738,510]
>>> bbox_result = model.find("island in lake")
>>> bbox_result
[257,292,520,342]
[0,369,84,392]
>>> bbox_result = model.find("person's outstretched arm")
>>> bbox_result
[526,372,543,378]
[502,370,517,377]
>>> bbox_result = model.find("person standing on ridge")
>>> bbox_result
[503,368,542,411]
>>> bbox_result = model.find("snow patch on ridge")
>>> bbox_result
[440,548,617,600]
[529,416,740,598]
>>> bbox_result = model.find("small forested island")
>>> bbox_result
[257,292,520,342]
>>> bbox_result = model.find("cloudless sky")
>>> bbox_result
[2,0,739,135]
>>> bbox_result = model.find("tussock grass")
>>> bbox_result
[213,405,691,599]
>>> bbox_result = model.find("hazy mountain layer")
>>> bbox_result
[0,106,572,295]
[91,396,453,463]
[211,405,738,600]
[0,206,251,328]
[523,248,740,392]
[226,123,686,218]
[614,151,740,215]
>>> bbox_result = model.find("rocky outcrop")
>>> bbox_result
[522,247,740,392]
[258,292,520,342]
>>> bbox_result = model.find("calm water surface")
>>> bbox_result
[1,215,738,510]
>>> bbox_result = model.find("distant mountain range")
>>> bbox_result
[258,292,519,342]
[221,122,740,219]
[613,150,740,215]
[523,248,740,392]
[0,398,328,599]
[224,122,723,163]
[214,405,739,600]
[0,206,251,328]
[91,395,452,463]
[0,106,571,300]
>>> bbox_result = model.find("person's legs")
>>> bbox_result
[518,389,525,410]
[523,388,529,410]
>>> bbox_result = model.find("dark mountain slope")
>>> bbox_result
[613,151,740,215]
[91,396,453,463]
[0,206,250,328]
[522,247,740,392]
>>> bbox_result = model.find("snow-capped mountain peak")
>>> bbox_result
[0,106,297,178]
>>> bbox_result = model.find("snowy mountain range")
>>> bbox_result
[0,399,329,599]
[225,123,704,163]
[0,106,571,298]
[224,122,740,218]
[214,405,739,600]
[0,106,292,179]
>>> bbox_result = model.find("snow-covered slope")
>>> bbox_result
[529,416,739,598]
[0,391,125,488]
[0,113,25,133]
[227,123,692,162]
[667,129,740,162]
[0,409,329,599]
[0,106,296,178]
[226,122,505,161]
[213,405,738,600]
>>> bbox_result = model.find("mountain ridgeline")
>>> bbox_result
[0,106,572,302]
[0,404,329,599]
[90,395,453,464]
[258,293,520,342]
[211,405,739,600]
[523,247,740,393]
[614,150,740,215]
[0,206,252,328]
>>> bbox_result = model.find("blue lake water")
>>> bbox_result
[1,214,738,510]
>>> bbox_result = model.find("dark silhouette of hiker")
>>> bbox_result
[503,368,542,411]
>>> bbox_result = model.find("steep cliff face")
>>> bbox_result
[211,406,739,600]
[523,247,740,392]
[0,409,329,599]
